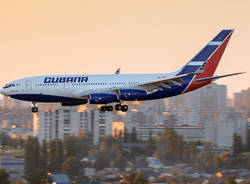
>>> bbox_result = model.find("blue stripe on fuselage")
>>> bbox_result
[143,75,193,100]
[119,75,193,101]
[10,94,81,102]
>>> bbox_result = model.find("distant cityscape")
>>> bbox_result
[0,83,249,148]
[1,83,250,183]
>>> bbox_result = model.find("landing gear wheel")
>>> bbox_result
[115,104,122,111]
[107,105,113,111]
[100,106,107,112]
[31,106,38,113]
[121,105,128,112]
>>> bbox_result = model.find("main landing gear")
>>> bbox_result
[100,104,128,112]
[31,102,38,113]
[115,104,128,112]
[100,105,113,112]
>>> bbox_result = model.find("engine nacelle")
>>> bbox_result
[89,93,119,104]
[61,100,88,106]
[119,89,147,100]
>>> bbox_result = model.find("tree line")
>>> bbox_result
[0,133,25,149]
[24,134,92,183]
[19,127,250,177]
[154,127,250,172]
[2,126,250,183]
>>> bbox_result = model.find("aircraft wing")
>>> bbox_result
[73,88,117,99]
[139,73,196,93]
[74,72,200,98]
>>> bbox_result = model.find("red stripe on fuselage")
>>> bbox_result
[184,33,232,93]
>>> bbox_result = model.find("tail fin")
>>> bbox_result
[115,68,121,74]
[178,29,234,78]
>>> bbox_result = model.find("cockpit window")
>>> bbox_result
[3,83,16,89]
[3,84,10,89]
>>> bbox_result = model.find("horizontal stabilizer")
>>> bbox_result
[193,72,245,82]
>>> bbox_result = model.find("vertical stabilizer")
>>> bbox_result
[178,29,234,78]
[180,29,234,93]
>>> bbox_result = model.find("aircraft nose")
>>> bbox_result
[0,88,7,96]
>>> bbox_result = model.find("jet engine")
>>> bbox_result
[61,99,88,106]
[89,93,119,104]
[119,89,147,100]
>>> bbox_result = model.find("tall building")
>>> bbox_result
[227,98,233,108]
[1,96,14,110]
[13,99,30,109]
[217,110,247,147]
[199,83,227,111]
[174,125,205,142]
[204,110,247,148]
[91,110,114,145]
[33,113,39,136]
[234,88,250,109]
[37,107,91,143]
[137,125,205,142]
[36,104,116,145]
[166,83,227,125]
[112,121,125,138]
[0,96,29,110]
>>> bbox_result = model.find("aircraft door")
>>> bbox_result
[25,81,32,91]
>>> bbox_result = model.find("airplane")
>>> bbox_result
[0,29,244,113]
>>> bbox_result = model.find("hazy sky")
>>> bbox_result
[0,0,249,98]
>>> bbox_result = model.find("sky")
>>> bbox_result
[0,0,249,98]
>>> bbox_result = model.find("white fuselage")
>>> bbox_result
[0,72,180,104]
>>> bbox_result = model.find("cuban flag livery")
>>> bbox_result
[0,29,244,113]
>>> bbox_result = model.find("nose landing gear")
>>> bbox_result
[31,102,38,113]
[31,107,38,113]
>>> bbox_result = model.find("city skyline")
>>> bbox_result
[0,0,249,98]
[1,82,249,147]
